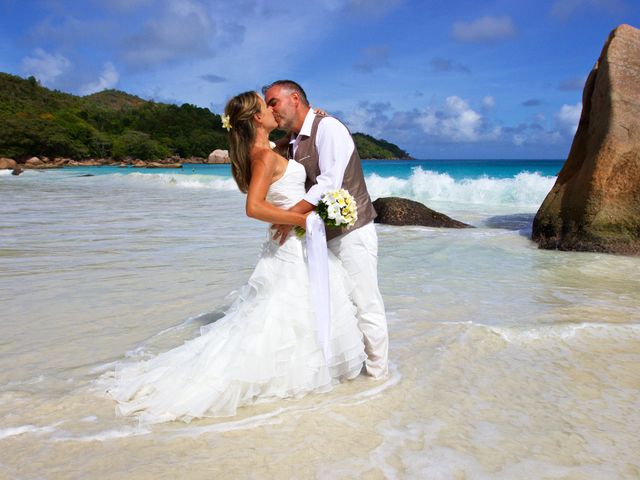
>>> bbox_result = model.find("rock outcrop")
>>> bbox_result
[372,197,472,228]
[24,156,44,168]
[207,149,230,164]
[2,155,218,169]
[0,157,17,169]
[532,24,640,255]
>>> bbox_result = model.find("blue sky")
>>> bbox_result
[1,0,638,159]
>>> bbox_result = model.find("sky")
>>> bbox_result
[1,0,639,159]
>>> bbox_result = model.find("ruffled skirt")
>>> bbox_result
[106,234,366,424]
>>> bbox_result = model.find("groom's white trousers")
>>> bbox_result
[328,222,388,378]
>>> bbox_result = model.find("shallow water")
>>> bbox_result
[1,166,639,479]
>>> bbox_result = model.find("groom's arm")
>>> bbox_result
[273,119,353,245]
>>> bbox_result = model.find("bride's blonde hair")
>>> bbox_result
[224,91,262,193]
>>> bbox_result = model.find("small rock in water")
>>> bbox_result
[373,197,472,228]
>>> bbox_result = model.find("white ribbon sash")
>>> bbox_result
[305,212,331,360]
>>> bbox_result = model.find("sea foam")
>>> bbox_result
[117,172,238,191]
[70,166,556,209]
[366,168,556,207]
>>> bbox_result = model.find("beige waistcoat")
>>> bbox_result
[293,116,377,241]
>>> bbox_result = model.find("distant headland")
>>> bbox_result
[0,72,411,170]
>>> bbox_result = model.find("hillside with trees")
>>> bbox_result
[0,73,411,162]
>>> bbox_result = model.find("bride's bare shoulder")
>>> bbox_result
[251,147,287,180]
[251,147,276,168]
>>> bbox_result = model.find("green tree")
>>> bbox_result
[111,131,171,160]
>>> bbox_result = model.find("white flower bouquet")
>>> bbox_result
[317,188,358,228]
[296,189,358,237]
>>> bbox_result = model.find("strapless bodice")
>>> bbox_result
[266,160,306,209]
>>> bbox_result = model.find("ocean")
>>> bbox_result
[1,159,639,479]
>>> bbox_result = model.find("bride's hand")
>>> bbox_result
[313,107,328,117]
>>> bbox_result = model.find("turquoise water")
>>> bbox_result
[62,158,565,180]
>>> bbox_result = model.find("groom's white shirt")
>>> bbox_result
[290,109,354,205]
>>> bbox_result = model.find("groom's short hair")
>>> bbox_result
[262,80,309,107]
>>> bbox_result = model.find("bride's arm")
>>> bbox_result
[246,150,308,228]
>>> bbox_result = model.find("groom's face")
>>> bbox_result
[264,85,297,132]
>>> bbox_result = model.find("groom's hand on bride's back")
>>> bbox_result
[272,224,293,244]
[272,201,315,245]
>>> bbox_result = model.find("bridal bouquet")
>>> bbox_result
[296,189,358,237]
[318,189,358,228]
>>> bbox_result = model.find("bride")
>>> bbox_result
[106,91,366,424]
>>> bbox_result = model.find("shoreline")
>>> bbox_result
[0,155,227,172]
[0,155,420,173]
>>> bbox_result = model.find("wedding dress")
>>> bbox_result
[106,159,366,423]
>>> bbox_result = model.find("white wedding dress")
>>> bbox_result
[106,160,366,423]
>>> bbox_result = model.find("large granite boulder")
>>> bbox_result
[532,24,640,254]
[373,197,472,228]
[24,156,44,168]
[208,149,229,164]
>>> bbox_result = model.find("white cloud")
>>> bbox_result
[129,1,345,107]
[482,96,496,109]
[345,95,503,145]
[79,62,119,95]
[20,48,71,85]
[508,128,564,147]
[415,96,496,143]
[121,0,215,67]
[440,96,483,141]
[556,102,582,134]
[452,15,517,43]
[513,134,526,146]
[505,106,577,147]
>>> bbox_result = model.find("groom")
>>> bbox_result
[263,80,388,379]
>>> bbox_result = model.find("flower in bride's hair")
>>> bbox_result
[221,114,232,131]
